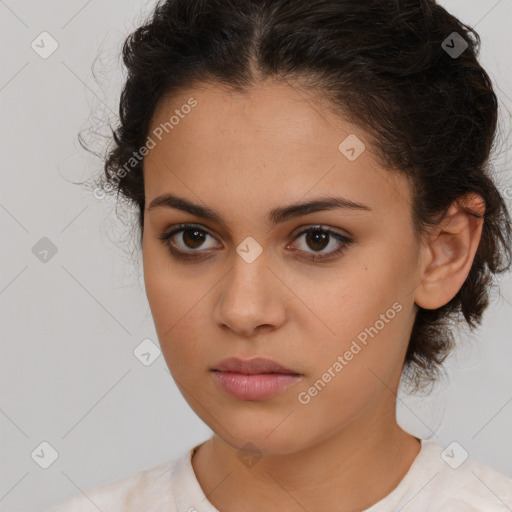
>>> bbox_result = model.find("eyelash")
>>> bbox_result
[157,223,353,263]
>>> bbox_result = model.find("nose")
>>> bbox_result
[213,253,287,338]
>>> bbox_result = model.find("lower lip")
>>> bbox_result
[212,371,302,400]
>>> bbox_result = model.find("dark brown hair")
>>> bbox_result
[89,0,512,390]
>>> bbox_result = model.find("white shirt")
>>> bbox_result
[47,438,512,511]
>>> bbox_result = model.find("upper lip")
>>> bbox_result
[212,357,300,375]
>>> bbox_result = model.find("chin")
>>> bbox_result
[209,417,312,457]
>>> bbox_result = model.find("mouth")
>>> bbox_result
[211,356,301,375]
[210,357,302,400]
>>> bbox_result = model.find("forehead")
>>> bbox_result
[143,80,412,221]
[148,80,356,153]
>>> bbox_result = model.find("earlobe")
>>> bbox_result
[414,194,485,310]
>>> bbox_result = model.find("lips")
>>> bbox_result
[210,357,303,400]
[211,357,301,375]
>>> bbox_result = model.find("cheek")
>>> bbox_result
[143,237,188,329]
[306,263,410,378]
[143,264,212,375]
[293,296,409,432]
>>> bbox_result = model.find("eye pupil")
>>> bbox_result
[306,230,329,251]
[183,229,205,249]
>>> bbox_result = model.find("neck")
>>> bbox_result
[192,407,421,512]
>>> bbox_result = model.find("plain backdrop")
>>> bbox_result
[0,0,511,510]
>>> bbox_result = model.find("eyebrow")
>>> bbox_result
[147,193,371,225]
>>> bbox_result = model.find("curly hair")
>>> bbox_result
[91,0,512,390]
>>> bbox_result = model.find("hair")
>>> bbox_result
[89,0,512,390]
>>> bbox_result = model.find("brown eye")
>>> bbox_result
[158,223,221,260]
[291,226,353,262]
[304,230,330,252]
[158,223,353,263]
[181,228,207,249]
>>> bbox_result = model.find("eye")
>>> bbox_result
[288,225,353,262]
[158,223,353,262]
[158,223,220,260]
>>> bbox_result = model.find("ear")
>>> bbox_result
[414,193,485,310]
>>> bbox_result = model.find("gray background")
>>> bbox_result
[0,1,511,510]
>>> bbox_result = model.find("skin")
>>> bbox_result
[141,79,485,511]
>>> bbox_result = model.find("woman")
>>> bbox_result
[49,0,512,510]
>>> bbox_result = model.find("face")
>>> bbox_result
[142,80,423,455]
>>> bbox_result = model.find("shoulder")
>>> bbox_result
[415,440,512,511]
[45,452,188,512]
